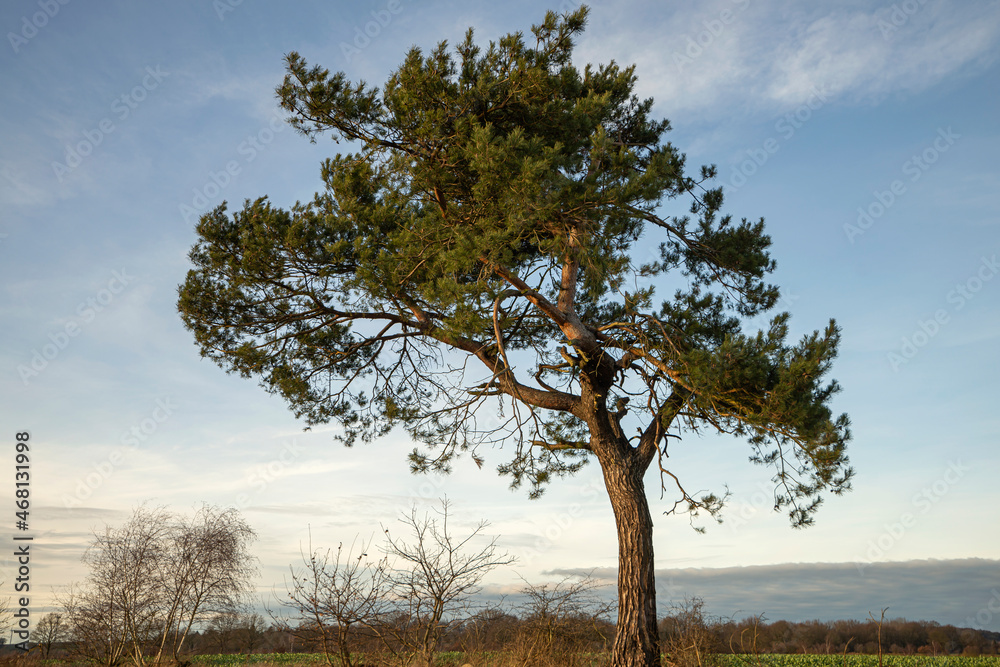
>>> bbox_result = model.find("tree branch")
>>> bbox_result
[637,386,691,472]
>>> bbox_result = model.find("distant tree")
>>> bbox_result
[240,612,268,655]
[927,623,961,655]
[35,612,70,657]
[207,610,267,654]
[207,611,241,653]
[177,7,852,666]
[790,619,829,653]
[0,584,11,645]
[724,614,766,656]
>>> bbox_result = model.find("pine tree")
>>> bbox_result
[177,8,852,666]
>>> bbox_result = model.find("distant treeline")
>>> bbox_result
[21,504,998,664]
[684,615,1000,656]
[29,609,999,659]
[187,613,1000,657]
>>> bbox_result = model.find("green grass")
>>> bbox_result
[190,656,329,666]
[720,656,1000,667]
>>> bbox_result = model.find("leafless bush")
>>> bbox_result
[499,575,614,667]
[275,536,390,667]
[458,606,520,655]
[271,500,515,667]
[376,499,515,667]
[726,613,766,667]
[61,504,257,666]
[660,597,722,667]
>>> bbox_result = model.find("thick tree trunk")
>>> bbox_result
[600,448,660,667]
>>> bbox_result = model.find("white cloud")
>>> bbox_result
[0,160,51,209]
[578,0,1000,121]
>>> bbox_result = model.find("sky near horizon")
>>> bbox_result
[1,0,999,634]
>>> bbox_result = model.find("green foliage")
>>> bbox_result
[191,655,328,666]
[177,6,851,524]
[719,657,1000,667]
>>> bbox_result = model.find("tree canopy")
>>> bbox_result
[177,8,852,665]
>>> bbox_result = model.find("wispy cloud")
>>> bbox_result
[580,0,1000,121]
[0,158,51,208]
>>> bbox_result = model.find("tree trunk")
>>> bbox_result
[600,446,660,667]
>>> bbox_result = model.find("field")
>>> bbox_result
[186,653,1000,667]
[719,656,1000,667]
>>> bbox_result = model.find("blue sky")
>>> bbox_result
[1,0,999,633]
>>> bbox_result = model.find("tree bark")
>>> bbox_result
[599,442,660,667]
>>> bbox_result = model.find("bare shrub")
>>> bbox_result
[726,614,766,667]
[509,574,614,665]
[377,499,515,667]
[61,504,257,666]
[458,606,520,655]
[659,597,722,667]
[275,536,390,667]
